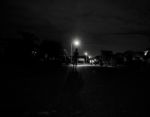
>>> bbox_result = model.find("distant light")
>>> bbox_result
[92,60,94,63]
[84,52,88,56]
[89,56,91,59]
[73,39,80,46]
[94,59,97,62]
[90,60,94,64]
[32,50,37,56]
[144,50,149,56]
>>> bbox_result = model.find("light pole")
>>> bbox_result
[71,39,80,64]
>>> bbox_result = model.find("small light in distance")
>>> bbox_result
[84,52,88,56]
[144,50,149,56]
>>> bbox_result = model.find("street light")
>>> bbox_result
[71,39,80,64]
[89,56,91,59]
[84,52,88,63]
[84,52,88,56]
[73,40,80,46]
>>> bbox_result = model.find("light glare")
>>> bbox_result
[84,52,88,56]
[73,39,80,46]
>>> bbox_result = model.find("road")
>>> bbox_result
[0,64,149,117]
[60,64,149,117]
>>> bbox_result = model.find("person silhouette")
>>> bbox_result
[72,49,79,70]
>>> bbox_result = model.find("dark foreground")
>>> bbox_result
[0,64,150,117]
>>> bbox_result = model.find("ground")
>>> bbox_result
[0,64,149,117]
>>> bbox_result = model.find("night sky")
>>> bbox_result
[1,0,150,56]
